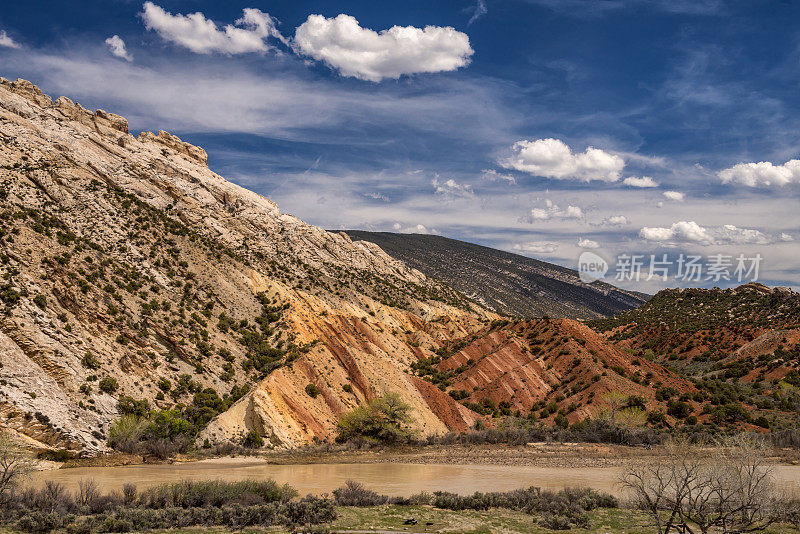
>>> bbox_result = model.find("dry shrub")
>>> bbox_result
[332,481,388,506]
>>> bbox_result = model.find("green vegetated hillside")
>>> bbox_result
[587,283,800,433]
[393,282,800,441]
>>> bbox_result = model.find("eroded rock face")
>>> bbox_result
[0,78,490,451]
[431,318,697,425]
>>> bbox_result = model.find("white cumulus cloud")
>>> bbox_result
[293,14,473,82]
[501,138,624,182]
[640,221,771,246]
[513,242,559,254]
[0,30,21,49]
[662,190,685,201]
[527,199,584,222]
[640,221,714,245]
[623,176,659,188]
[718,159,800,187]
[105,35,132,61]
[577,238,600,249]
[141,2,285,55]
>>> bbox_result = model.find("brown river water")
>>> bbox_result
[30,459,800,497]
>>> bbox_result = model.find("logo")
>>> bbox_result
[578,251,608,283]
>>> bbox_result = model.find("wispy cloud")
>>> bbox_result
[662,190,685,201]
[432,176,475,199]
[514,241,559,254]
[1,48,511,145]
[0,30,21,49]
[467,0,488,25]
[105,35,132,61]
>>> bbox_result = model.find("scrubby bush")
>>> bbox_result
[427,486,614,528]
[116,397,149,417]
[243,430,263,449]
[16,511,71,533]
[336,393,414,444]
[98,377,118,394]
[137,480,297,509]
[81,353,100,370]
[33,294,47,309]
[430,419,662,448]
[332,481,388,506]
[107,416,146,454]
[2,479,334,532]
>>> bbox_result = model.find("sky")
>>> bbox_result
[1,0,799,292]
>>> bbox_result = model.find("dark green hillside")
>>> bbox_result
[339,231,647,320]
[591,283,800,340]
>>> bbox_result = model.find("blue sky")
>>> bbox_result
[1,0,799,292]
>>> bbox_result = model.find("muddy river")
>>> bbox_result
[31,459,800,497]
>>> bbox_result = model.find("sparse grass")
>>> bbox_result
[2,506,800,533]
[332,505,733,533]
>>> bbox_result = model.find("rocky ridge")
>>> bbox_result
[340,231,648,320]
[0,77,489,451]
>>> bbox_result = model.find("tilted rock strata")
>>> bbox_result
[0,77,488,450]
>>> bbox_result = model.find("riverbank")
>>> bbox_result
[60,441,800,470]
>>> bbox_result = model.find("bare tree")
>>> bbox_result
[712,436,775,533]
[622,438,705,534]
[0,431,33,499]
[621,435,776,534]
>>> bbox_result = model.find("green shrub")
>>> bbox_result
[754,416,770,428]
[305,384,321,398]
[117,396,149,417]
[554,414,569,429]
[336,392,414,444]
[157,378,171,392]
[667,400,691,419]
[99,377,119,394]
[243,430,264,449]
[81,352,101,370]
[33,294,47,309]
[109,415,146,453]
